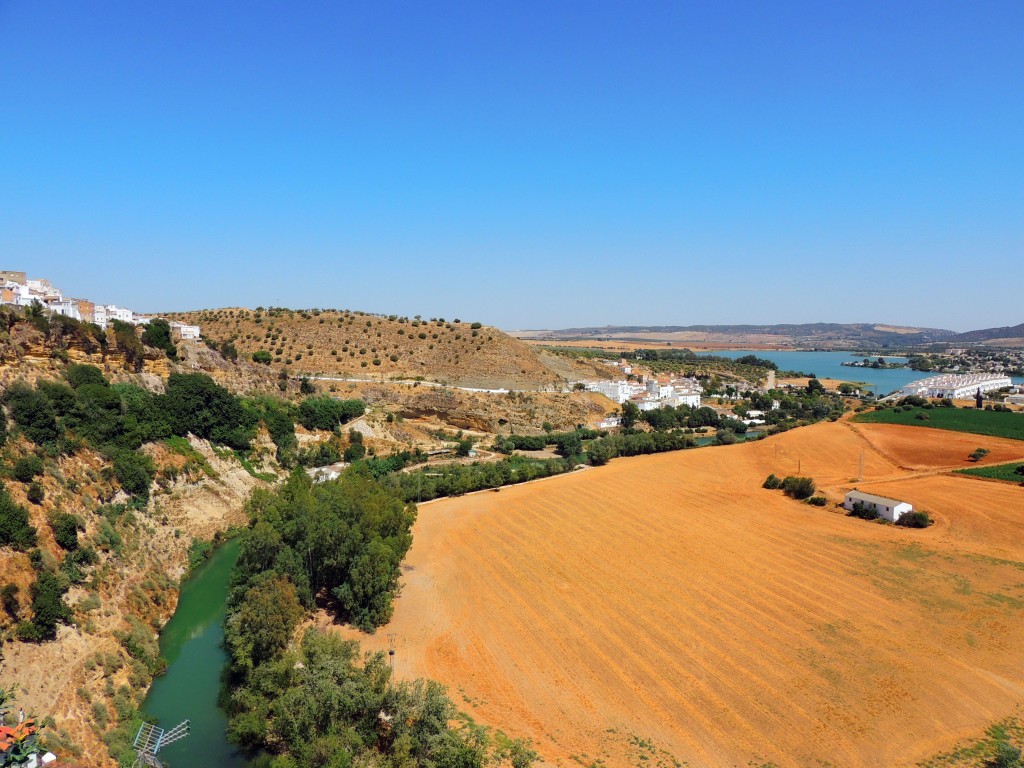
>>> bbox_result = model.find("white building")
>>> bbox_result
[671,389,701,408]
[48,299,82,320]
[899,373,1013,400]
[169,321,201,340]
[586,380,643,404]
[844,490,913,523]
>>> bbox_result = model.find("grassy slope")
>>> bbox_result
[852,407,1024,441]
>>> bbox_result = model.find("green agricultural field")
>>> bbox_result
[955,462,1024,484]
[852,406,1024,441]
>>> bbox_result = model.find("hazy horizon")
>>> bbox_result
[3,1,1022,331]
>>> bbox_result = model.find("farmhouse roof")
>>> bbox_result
[845,490,908,507]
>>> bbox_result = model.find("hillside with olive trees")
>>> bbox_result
[165,307,606,390]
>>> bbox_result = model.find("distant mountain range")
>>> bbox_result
[515,322,1024,348]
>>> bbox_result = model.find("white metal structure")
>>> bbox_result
[132,720,190,768]
[844,490,913,523]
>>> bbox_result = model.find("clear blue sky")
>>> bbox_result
[2,1,1021,331]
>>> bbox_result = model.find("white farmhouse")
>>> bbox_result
[844,490,913,523]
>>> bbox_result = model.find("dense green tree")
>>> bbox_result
[12,455,44,483]
[0,485,37,549]
[227,576,303,673]
[5,383,59,446]
[163,373,255,449]
[65,364,108,389]
[21,570,72,641]
[298,397,365,431]
[112,450,155,502]
[141,318,178,360]
[51,512,81,551]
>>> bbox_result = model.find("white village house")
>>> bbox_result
[843,490,913,523]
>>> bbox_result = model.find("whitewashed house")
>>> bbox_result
[843,490,913,523]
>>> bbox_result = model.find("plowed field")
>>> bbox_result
[341,421,1024,767]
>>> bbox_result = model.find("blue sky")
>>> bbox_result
[1,1,1021,331]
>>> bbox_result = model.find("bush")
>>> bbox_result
[847,501,878,520]
[12,455,44,483]
[762,474,782,490]
[781,476,816,500]
[969,448,990,462]
[65,364,108,389]
[895,511,933,528]
[112,450,155,502]
[0,485,37,549]
[51,512,81,551]
[27,481,44,505]
[251,350,272,365]
[141,318,178,360]
[5,383,59,446]
[807,496,828,506]
[297,397,365,431]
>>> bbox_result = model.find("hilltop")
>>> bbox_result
[952,321,1024,347]
[166,307,604,390]
[516,322,958,348]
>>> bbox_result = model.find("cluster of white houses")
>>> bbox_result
[898,373,1013,400]
[0,270,200,340]
[584,374,703,411]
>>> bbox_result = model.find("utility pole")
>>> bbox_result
[858,451,864,482]
[387,633,397,673]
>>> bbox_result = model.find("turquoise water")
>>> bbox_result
[698,350,1024,396]
[141,538,250,768]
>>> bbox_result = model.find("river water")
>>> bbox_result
[697,350,1024,396]
[141,538,250,768]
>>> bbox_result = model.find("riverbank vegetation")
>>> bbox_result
[223,469,537,767]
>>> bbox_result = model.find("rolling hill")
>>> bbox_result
[166,307,604,390]
[515,322,958,347]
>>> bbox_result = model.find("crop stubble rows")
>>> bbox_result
[349,422,1024,767]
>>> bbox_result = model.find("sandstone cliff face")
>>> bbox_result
[0,324,171,384]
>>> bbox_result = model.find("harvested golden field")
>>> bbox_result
[167,307,586,390]
[849,422,1024,471]
[343,422,1024,768]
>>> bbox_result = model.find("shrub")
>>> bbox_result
[847,502,878,521]
[969,448,990,462]
[762,474,782,490]
[781,476,816,500]
[895,511,933,528]
[27,481,44,505]
[65,364,108,389]
[0,485,37,549]
[251,350,272,365]
[5,383,59,446]
[297,397,365,431]
[51,512,81,551]
[141,318,177,360]
[112,450,155,502]
[807,496,828,506]
[12,455,44,483]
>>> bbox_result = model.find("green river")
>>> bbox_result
[141,538,250,767]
